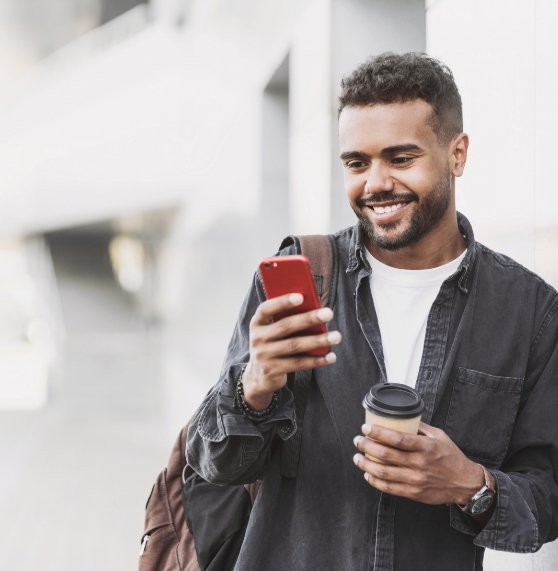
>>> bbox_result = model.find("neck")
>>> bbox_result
[365,211,466,270]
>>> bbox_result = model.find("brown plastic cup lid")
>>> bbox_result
[362,383,424,419]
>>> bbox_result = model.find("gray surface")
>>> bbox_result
[0,234,169,570]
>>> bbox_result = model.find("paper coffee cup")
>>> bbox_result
[362,383,425,464]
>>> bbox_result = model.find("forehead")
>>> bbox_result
[338,100,437,152]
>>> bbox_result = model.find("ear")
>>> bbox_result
[450,133,469,177]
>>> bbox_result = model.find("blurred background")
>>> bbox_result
[0,0,556,569]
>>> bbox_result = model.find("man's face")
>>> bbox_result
[339,100,452,251]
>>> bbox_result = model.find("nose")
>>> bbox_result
[364,161,394,195]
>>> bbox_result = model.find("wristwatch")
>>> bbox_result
[459,464,496,516]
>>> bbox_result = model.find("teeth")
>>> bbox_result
[373,202,404,214]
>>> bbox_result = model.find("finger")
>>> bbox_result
[265,307,334,341]
[418,423,445,440]
[264,352,337,375]
[362,424,423,452]
[265,330,342,358]
[352,452,414,485]
[353,435,408,466]
[362,470,419,499]
[252,294,305,325]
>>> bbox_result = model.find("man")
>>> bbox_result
[187,53,558,570]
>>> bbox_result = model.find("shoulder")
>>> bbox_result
[476,242,558,298]
[475,242,558,344]
[332,225,356,249]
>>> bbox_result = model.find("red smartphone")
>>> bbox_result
[259,255,328,356]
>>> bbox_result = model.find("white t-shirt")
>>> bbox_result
[364,248,466,388]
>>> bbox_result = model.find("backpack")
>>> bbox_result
[139,234,339,571]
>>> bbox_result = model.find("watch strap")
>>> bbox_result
[479,464,496,493]
[459,463,496,515]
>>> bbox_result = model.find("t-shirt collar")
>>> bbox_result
[346,211,477,293]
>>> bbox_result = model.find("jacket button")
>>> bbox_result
[383,495,391,508]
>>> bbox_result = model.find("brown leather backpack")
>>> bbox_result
[139,234,338,571]
[139,417,263,571]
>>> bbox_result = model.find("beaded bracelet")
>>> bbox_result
[235,366,279,423]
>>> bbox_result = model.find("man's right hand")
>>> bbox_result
[242,293,341,411]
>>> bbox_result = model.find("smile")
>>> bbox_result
[366,200,413,223]
[372,202,406,214]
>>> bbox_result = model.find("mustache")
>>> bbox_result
[355,191,417,208]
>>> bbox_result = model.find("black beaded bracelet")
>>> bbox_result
[236,366,279,423]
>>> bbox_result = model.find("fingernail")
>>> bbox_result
[317,308,333,322]
[289,293,303,305]
[362,424,371,435]
[325,352,337,363]
[364,473,370,482]
[353,435,362,447]
[327,331,341,344]
[353,453,361,466]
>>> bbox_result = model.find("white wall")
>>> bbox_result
[534,0,558,287]
[427,0,558,568]
[427,0,558,284]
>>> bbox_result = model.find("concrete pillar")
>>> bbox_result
[260,55,290,257]
[289,0,333,235]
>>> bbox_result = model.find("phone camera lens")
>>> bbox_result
[264,263,271,268]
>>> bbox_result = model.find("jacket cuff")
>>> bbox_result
[197,364,297,444]
[449,470,539,553]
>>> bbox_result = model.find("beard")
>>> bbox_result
[352,170,451,252]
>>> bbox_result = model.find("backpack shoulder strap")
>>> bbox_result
[279,234,338,477]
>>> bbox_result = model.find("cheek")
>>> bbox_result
[344,173,365,202]
[396,167,436,195]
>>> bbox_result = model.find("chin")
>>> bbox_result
[372,233,410,252]
[361,216,422,252]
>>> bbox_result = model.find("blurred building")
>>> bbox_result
[0,0,556,569]
[0,0,426,418]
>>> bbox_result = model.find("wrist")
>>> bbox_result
[458,463,497,520]
[242,365,275,411]
[455,461,486,505]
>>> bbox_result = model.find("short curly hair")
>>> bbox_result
[338,52,463,144]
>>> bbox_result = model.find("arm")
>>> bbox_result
[469,320,558,552]
[186,272,341,486]
[353,305,558,552]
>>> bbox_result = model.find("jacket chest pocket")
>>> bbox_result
[444,368,524,467]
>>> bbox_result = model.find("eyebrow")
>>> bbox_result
[382,143,422,153]
[340,143,422,160]
[339,151,370,160]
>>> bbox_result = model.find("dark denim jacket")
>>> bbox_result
[186,213,558,571]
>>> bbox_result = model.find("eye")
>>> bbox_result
[346,160,367,170]
[391,156,415,165]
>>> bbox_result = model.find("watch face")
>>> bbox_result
[471,494,494,515]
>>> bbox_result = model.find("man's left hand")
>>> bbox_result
[353,422,484,506]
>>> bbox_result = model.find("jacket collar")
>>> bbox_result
[346,211,476,293]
